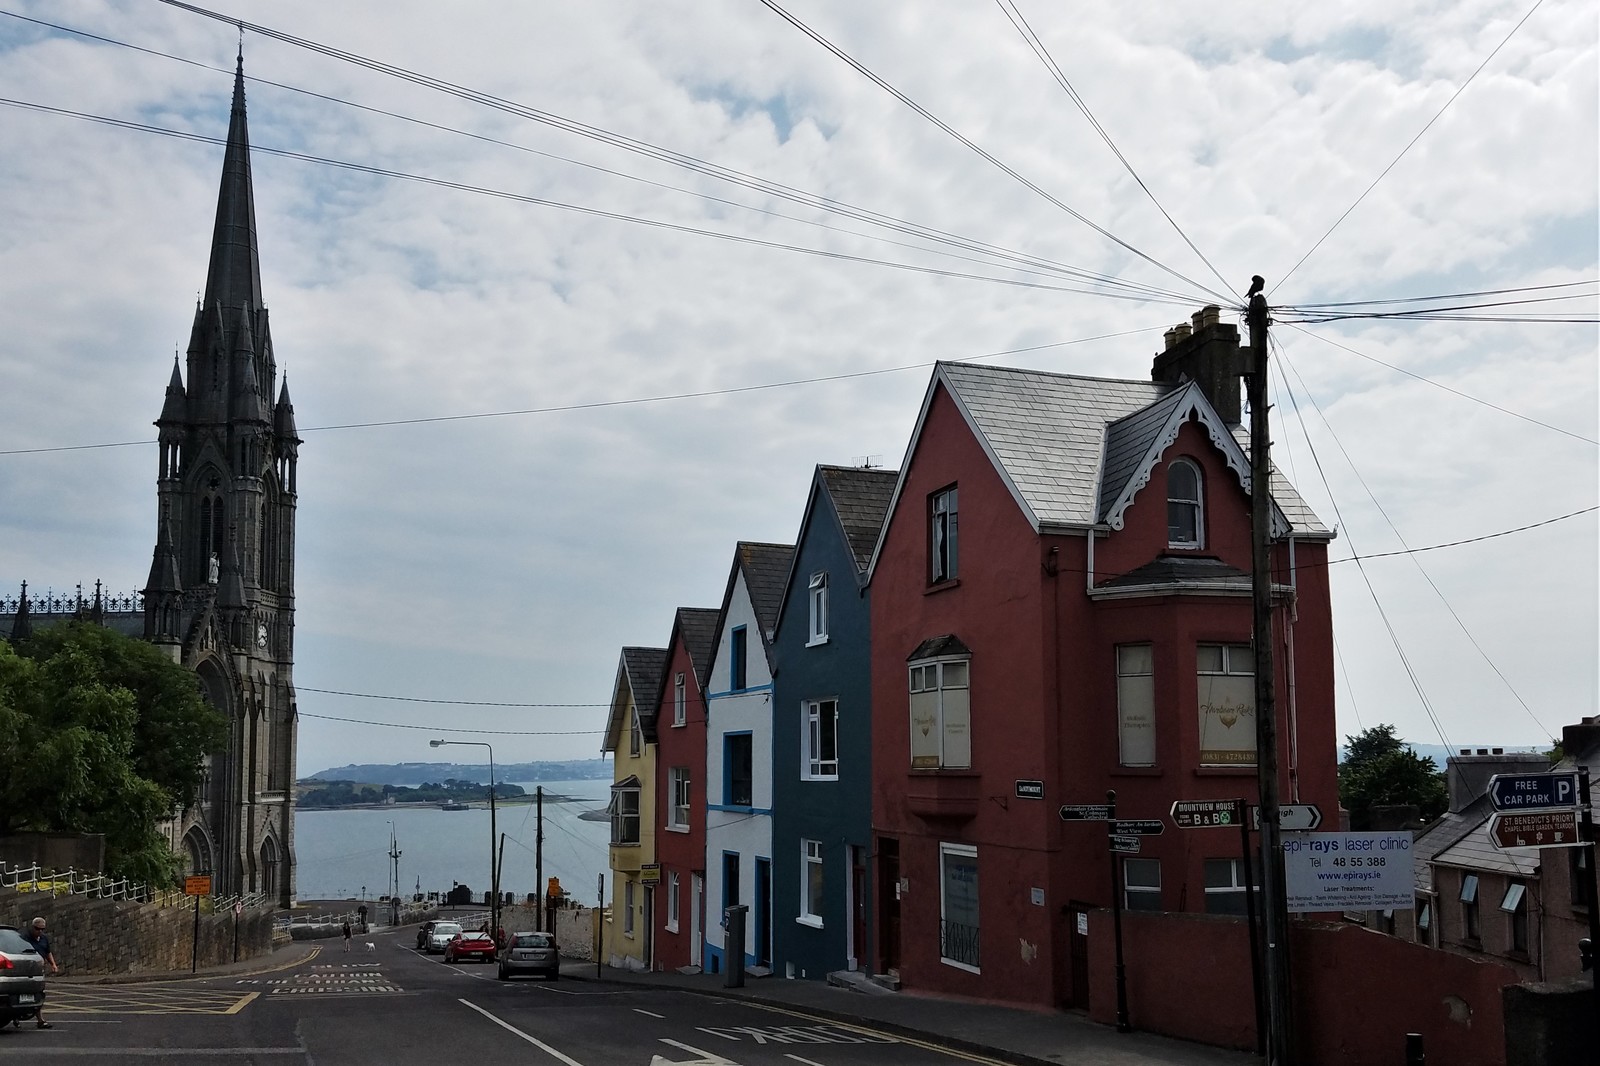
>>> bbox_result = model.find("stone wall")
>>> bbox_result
[0,890,274,975]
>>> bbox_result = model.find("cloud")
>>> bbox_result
[0,0,1593,772]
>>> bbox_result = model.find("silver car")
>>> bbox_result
[0,927,46,1026]
[497,931,559,980]
[425,922,463,954]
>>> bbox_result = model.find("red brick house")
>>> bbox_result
[866,308,1339,1008]
[649,606,719,972]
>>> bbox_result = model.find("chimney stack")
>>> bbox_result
[1152,304,1246,424]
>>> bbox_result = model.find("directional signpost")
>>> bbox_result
[1490,810,1582,849]
[1171,799,1244,829]
[1489,772,1580,813]
[1250,803,1323,832]
[1059,804,1113,821]
[1111,819,1165,837]
[1109,835,1141,854]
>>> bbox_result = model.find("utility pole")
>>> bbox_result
[1248,288,1294,1064]
[388,824,402,927]
[535,786,545,933]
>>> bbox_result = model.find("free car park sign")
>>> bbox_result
[1489,772,1579,812]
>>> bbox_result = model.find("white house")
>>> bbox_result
[702,541,793,974]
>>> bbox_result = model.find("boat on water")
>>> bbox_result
[438,801,470,811]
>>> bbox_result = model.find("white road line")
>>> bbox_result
[457,998,587,1066]
[633,1008,665,1018]
[785,1056,830,1066]
[657,1039,738,1064]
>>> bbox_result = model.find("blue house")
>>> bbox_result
[770,465,897,979]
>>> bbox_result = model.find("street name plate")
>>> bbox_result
[1111,819,1165,836]
[1016,779,1045,800]
[1109,835,1141,854]
[1490,809,1583,850]
[1171,799,1244,828]
[1059,804,1113,821]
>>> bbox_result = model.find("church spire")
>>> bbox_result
[200,53,263,314]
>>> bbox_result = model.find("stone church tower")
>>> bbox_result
[143,55,300,906]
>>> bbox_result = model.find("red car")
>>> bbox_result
[444,931,497,964]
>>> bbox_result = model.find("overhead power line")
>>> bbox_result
[299,687,607,708]
[298,711,602,736]
[755,0,1233,307]
[0,326,1159,456]
[0,10,1205,309]
[144,1,1204,308]
[1275,0,1548,293]
[993,0,1235,298]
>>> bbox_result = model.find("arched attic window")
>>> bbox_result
[1167,458,1204,549]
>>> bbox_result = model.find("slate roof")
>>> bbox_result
[888,362,1330,549]
[675,607,720,694]
[1097,555,1252,591]
[1432,816,1539,879]
[818,466,899,574]
[907,634,972,661]
[622,646,669,742]
[738,542,795,636]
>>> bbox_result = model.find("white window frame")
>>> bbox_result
[938,842,980,972]
[666,871,680,933]
[629,708,642,757]
[624,879,636,936]
[1167,457,1204,549]
[610,786,640,846]
[803,699,840,780]
[798,839,824,927]
[673,672,686,727]
[807,571,829,645]
[668,767,691,830]
[1203,857,1249,915]
[909,657,971,770]
[1123,858,1162,912]
[1115,644,1155,767]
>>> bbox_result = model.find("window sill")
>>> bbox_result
[801,774,840,783]
[1195,766,1258,776]
[665,824,690,834]
[795,915,824,929]
[939,957,981,975]
[924,579,961,595]
[806,636,829,648]
[665,922,679,934]
[1113,767,1163,777]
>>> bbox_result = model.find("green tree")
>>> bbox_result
[0,624,226,884]
[1339,724,1448,830]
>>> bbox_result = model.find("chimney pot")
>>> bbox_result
[1164,327,1181,350]
[1173,323,1192,342]
[1200,305,1221,329]
[1492,747,1504,755]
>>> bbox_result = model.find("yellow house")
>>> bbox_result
[602,646,667,971]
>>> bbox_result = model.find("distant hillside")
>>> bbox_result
[304,759,611,787]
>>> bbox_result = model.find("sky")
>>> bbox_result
[0,0,1594,776]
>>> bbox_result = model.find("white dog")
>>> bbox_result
[364,942,376,953]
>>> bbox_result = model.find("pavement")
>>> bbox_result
[59,928,1259,1066]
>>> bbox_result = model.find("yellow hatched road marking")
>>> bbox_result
[48,985,258,1016]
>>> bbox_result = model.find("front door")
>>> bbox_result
[878,836,900,973]
[755,857,772,968]
[849,845,866,971]
[691,873,703,969]
[1067,900,1091,1009]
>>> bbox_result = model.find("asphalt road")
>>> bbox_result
[0,927,1012,1066]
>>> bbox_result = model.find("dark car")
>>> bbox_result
[444,931,497,964]
[0,927,46,1026]
[497,931,558,981]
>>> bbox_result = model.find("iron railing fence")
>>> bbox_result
[0,861,272,912]
[939,918,980,969]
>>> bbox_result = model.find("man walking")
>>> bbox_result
[23,918,57,1030]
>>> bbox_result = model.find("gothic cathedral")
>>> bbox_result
[143,56,300,906]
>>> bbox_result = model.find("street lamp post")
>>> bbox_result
[430,739,498,939]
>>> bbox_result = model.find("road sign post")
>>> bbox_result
[1580,768,1600,1019]
[1105,790,1130,1033]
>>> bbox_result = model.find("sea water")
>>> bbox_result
[293,779,612,904]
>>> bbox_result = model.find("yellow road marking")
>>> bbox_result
[48,985,258,1016]
[225,991,260,1015]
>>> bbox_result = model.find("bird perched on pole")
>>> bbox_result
[1245,275,1265,300]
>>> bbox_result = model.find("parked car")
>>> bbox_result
[497,931,559,981]
[0,926,46,1026]
[425,922,463,954]
[444,931,497,964]
[415,920,436,951]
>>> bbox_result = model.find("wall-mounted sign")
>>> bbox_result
[1283,832,1413,912]
[639,863,661,884]
[1016,780,1044,800]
